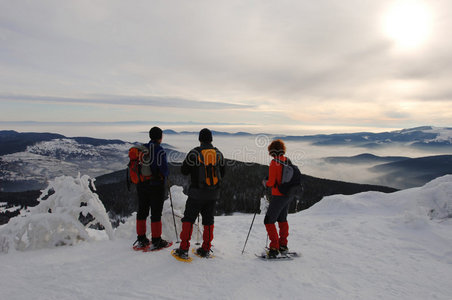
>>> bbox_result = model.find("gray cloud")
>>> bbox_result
[0,94,254,110]
[0,120,252,126]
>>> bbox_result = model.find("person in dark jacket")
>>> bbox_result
[262,139,292,258]
[173,128,226,259]
[133,126,171,251]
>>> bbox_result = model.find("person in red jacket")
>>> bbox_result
[262,139,293,258]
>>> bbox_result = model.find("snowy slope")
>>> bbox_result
[0,138,133,193]
[1,176,452,300]
[0,138,132,180]
[0,135,185,192]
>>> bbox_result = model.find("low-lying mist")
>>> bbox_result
[162,134,450,190]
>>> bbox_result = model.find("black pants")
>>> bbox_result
[264,195,292,224]
[136,183,165,222]
[181,197,216,225]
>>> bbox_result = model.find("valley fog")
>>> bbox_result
[163,133,448,188]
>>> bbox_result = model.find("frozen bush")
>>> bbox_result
[0,174,113,253]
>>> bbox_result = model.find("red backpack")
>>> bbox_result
[127,144,153,188]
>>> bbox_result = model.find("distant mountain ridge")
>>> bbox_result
[4,125,451,149]
[0,130,66,155]
[278,126,452,148]
[163,126,452,149]
[0,130,126,156]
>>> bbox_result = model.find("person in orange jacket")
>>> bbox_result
[262,139,293,258]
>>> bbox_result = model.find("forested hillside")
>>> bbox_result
[93,159,397,223]
[1,159,397,225]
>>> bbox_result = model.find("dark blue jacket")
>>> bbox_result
[146,141,169,184]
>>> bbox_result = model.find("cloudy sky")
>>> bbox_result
[1,0,452,134]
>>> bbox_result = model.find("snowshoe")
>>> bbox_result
[279,245,289,255]
[255,248,293,260]
[267,248,279,258]
[132,236,151,252]
[172,248,192,262]
[150,238,173,251]
[193,247,213,258]
[285,251,301,258]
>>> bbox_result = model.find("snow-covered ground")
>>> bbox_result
[1,176,452,300]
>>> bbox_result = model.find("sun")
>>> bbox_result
[382,1,432,49]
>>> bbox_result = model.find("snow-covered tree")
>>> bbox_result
[0,174,113,253]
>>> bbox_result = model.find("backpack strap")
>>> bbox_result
[273,157,291,165]
[194,146,203,164]
[196,146,205,164]
[195,146,218,162]
[126,166,131,191]
[271,157,291,188]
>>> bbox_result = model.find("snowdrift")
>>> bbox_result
[307,174,452,220]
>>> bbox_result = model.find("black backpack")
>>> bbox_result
[273,158,303,195]
[196,147,222,190]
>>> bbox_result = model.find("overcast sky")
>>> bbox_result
[1,0,452,134]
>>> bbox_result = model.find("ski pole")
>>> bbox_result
[241,210,258,254]
[168,180,179,243]
[264,188,271,249]
[195,214,200,245]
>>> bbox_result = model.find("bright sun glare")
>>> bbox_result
[382,1,432,49]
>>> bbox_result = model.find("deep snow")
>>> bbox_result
[1,176,452,300]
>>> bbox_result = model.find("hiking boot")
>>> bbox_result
[267,248,279,258]
[195,247,212,258]
[174,248,189,260]
[152,238,170,250]
[279,245,289,255]
[133,235,151,251]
